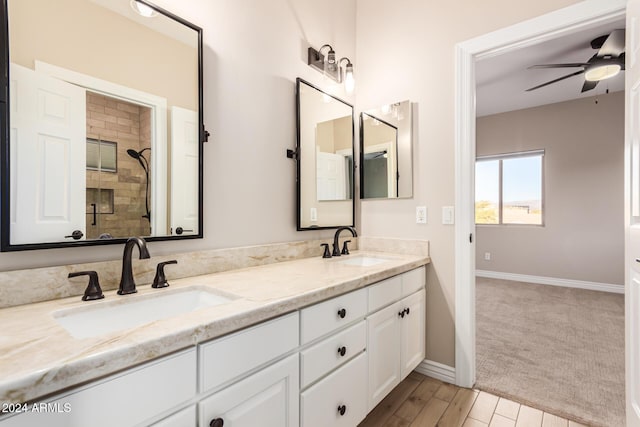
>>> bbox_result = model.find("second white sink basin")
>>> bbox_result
[53,286,236,339]
[338,255,391,267]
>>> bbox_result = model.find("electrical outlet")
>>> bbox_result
[310,207,317,221]
[484,252,491,261]
[416,206,427,224]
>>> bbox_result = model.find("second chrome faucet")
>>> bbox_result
[118,236,150,295]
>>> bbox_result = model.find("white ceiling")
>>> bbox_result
[476,18,626,117]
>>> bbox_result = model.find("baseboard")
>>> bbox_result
[476,270,624,294]
[414,359,456,384]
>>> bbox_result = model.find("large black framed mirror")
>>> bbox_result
[295,78,354,230]
[0,0,206,251]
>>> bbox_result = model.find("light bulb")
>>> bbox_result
[130,0,157,17]
[585,64,621,82]
[344,63,355,93]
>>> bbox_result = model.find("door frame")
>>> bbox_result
[453,0,626,388]
[34,61,169,236]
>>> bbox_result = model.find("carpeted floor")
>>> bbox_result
[475,277,625,427]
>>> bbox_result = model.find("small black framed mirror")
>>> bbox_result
[0,0,206,251]
[295,78,355,230]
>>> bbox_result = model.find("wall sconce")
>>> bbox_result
[307,44,355,93]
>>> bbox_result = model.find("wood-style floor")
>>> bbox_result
[358,372,589,427]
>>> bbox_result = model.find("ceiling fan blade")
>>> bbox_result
[597,29,625,57]
[581,80,598,92]
[525,70,585,92]
[528,63,589,69]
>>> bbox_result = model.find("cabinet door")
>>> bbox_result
[199,354,299,427]
[301,351,368,427]
[400,289,426,378]
[367,301,401,411]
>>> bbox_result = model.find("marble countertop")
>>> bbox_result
[0,250,429,404]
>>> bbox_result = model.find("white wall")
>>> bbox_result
[0,0,356,270]
[355,0,581,366]
[476,93,624,285]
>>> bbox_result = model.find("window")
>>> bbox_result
[475,150,544,225]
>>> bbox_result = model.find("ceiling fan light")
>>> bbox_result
[585,64,621,82]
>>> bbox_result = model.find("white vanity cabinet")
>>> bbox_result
[197,312,300,427]
[199,354,299,427]
[0,348,197,427]
[367,268,426,410]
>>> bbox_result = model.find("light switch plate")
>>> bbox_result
[310,207,317,222]
[416,206,427,224]
[442,206,454,225]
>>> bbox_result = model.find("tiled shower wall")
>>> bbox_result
[86,93,151,239]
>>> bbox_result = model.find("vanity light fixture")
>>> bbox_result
[130,0,157,17]
[307,44,355,93]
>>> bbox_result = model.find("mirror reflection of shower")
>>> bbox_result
[127,147,151,222]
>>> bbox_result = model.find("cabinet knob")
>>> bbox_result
[210,418,224,427]
[338,346,347,357]
[337,404,347,416]
[398,310,405,318]
[337,308,347,319]
[405,307,410,316]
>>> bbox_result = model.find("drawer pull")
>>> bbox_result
[337,308,347,319]
[337,404,347,416]
[210,418,224,427]
[338,346,347,357]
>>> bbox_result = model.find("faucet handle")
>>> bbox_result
[320,244,332,258]
[341,240,352,255]
[69,271,104,301]
[152,260,178,288]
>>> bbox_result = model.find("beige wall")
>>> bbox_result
[355,0,581,366]
[476,93,624,285]
[9,0,198,111]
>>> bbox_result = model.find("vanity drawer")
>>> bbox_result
[300,288,367,344]
[0,348,196,427]
[402,266,426,297]
[300,320,366,388]
[300,351,367,427]
[199,312,299,393]
[367,275,402,313]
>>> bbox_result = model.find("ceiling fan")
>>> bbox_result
[526,29,625,93]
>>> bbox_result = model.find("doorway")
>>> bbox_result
[453,0,626,397]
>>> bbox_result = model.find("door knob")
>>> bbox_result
[64,230,84,240]
[175,227,193,235]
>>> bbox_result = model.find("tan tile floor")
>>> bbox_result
[358,372,589,427]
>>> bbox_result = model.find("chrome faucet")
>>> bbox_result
[332,226,357,257]
[118,236,151,295]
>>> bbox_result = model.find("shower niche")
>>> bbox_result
[84,93,152,239]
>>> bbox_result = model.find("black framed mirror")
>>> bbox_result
[360,101,413,199]
[0,0,206,251]
[295,78,354,230]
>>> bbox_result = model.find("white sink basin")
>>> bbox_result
[53,286,236,339]
[337,255,391,267]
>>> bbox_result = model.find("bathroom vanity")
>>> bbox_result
[0,250,428,426]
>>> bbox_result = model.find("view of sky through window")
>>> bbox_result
[475,152,543,225]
